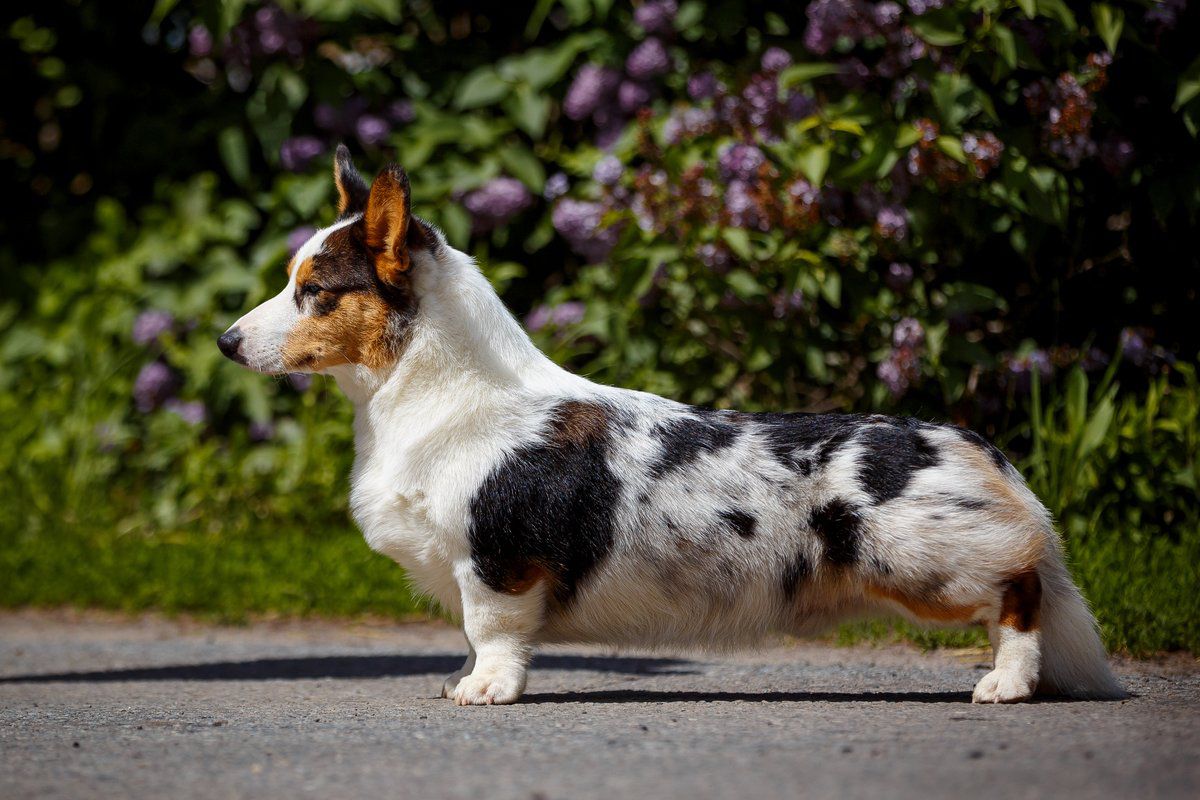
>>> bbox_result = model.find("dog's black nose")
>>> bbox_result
[217,328,245,362]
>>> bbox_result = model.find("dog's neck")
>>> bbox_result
[326,244,576,415]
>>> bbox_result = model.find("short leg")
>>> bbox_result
[440,644,475,699]
[449,560,544,706]
[973,571,1043,704]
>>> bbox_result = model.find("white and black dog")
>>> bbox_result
[218,147,1124,705]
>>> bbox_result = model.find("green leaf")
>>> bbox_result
[504,84,552,138]
[1174,56,1200,112]
[909,15,966,47]
[1016,0,1036,16]
[721,229,753,261]
[936,135,966,164]
[828,118,865,136]
[1091,4,1124,53]
[440,204,471,249]
[454,68,511,110]
[1036,0,1077,29]
[797,143,831,184]
[498,144,546,192]
[991,25,1017,71]
[725,269,763,299]
[778,62,840,90]
[218,127,250,187]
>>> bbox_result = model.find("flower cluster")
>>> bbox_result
[461,177,533,232]
[562,1,681,147]
[876,317,925,397]
[1024,54,1113,169]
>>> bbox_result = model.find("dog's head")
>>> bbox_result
[218,146,432,375]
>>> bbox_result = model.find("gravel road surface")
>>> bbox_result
[1,611,1196,799]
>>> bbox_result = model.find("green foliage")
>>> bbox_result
[1,1,1198,651]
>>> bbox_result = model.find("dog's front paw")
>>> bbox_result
[451,668,525,706]
[440,668,469,699]
[972,669,1037,704]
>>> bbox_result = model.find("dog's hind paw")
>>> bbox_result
[972,669,1037,704]
[451,668,525,706]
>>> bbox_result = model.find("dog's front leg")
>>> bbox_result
[447,560,542,705]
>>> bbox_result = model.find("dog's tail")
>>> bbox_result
[1035,539,1126,699]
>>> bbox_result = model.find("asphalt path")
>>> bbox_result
[1,611,1196,799]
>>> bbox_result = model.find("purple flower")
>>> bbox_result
[525,305,552,332]
[663,106,716,144]
[725,180,765,230]
[761,47,793,74]
[873,1,903,27]
[188,25,213,58]
[1119,327,1150,366]
[133,362,179,413]
[688,72,720,100]
[279,136,324,172]
[287,226,317,256]
[552,199,621,262]
[626,37,671,80]
[963,131,1005,176]
[877,356,909,397]
[355,114,390,147]
[462,177,534,232]
[313,98,369,136]
[875,204,909,241]
[287,373,312,392]
[906,0,945,13]
[1146,0,1185,31]
[132,310,174,346]
[1080,347,1109,372]
[551,302,586,327]
[165,399,207,426]
[387,99,416,125]
[543,172,570,201]
[564,64,621,121]
[1007,350,1053,392]
[803,0,871,55]
[592,155,624,186]
[697,243,731,270]
[717,143,766,183]
[634,0,678,34]
[618,80,654,114]
[885,262,914,290]
[892,317,925,349]
[785,91,817,120]
[771,290,805,319]
[248,420,276,442]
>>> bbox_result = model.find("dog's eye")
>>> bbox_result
[301,283,324,296]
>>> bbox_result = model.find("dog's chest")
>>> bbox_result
[348,451,465,614]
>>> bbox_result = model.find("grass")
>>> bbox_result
[2,513,1195,655]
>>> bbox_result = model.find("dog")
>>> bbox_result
[218,146,1125,705]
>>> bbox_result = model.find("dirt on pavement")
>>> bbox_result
[1,610,1197,800]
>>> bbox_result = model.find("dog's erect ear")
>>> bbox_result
[333,144,370,216]
[364,164,412,284]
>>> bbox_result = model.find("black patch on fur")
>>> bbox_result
[748,412,866,474]
[781,551,811,600]
[856,420,940,504]
[810,499,862,566]
[949,496,992,511]
[649,413,738,478]
[953,426,1014,473]
[468,401,619,604]
[718,509,756,539]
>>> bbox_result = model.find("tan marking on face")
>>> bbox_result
[550,401,609,447]
[999,570,1042,632]
[866,583,982,623]
[288,255,313,280]
[280,291,395,371]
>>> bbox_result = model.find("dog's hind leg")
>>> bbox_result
[972,570,1043,703]
[447,560,544,705]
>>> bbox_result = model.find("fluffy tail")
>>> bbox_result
[1036,542,1126,699]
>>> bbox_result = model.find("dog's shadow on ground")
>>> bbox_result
[0,651,1004,703]
[0,653,693,684]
